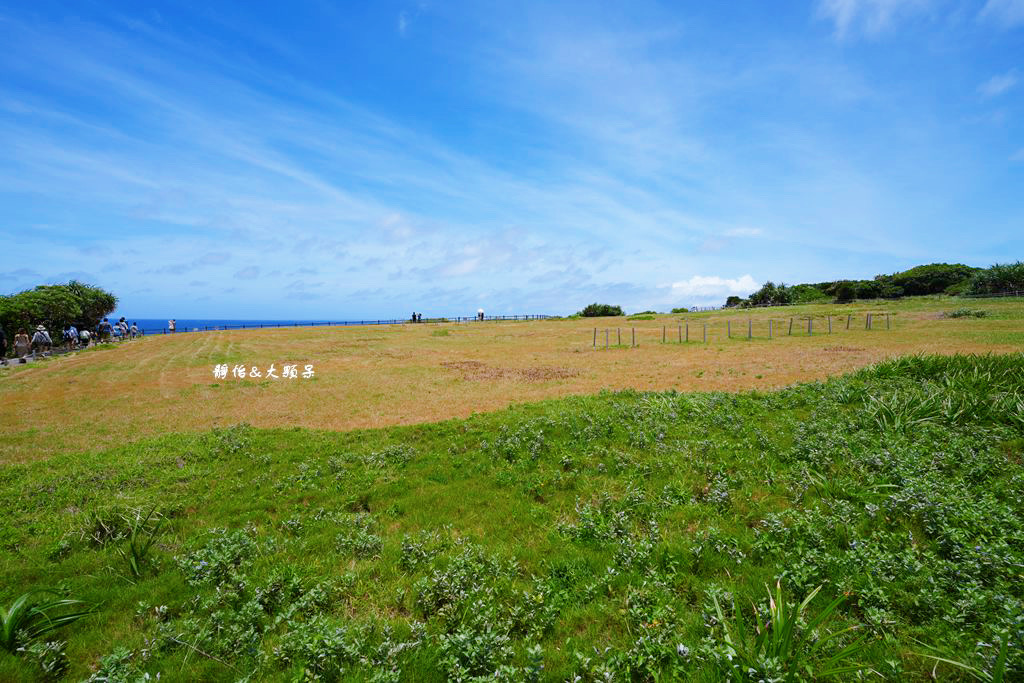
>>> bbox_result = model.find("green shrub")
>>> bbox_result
[670,307,689,313]
[578,303,624,317]
[890,263,978,295]
[969,261,1024,295]
[627,314,655,320]
[945,308,988,319]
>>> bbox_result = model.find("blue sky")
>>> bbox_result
[1,0,1022,318]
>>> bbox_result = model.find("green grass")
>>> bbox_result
[1,354,1022,680]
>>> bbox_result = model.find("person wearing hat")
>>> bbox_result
[31,324,52,353]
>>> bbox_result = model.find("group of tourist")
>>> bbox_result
[1,316,141,361]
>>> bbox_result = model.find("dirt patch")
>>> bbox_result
[822,346,866,353]
[441,360,578,382]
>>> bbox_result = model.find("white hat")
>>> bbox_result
[36,324,45,331]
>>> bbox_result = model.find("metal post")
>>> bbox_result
[663,326,666,343]
[686,323,689,342]
[886,313,890,330]
[703,324,706,343]
[748,318,752,339]
[847,314,851,330]
[789,318,793,335]
[769,319,772,338]
[727,320,731,338]
[593,328,596,348]
[678,325,682,343]
[828,316,832,334]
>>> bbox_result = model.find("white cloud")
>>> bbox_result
[667,274,759,299]
[978,0,1024,28]
[398,11,410,36]
[723,227,764,237]
[817,0,934,39]
[978,69,1019,97]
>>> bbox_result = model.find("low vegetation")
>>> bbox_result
[578,303,624,317]
[1,354,1022,680]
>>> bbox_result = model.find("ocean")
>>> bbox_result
[119,318,411,335]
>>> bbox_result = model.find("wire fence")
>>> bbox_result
[591,312,893,348]
[685,289,1024,312]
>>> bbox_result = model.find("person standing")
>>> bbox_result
[130,322,139,339]
[79,328,91,348]
[32,324,52,353]
[68,323,79,349]
[97,317,113,342]
[14,328,30,358]
[169,319,176,333]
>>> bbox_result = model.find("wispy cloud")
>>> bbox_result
[978,69,1019,97]
[978,0,1024,28]
[816,0,935,39]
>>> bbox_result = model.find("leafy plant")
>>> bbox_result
[945,308,989,318]
[0,590,94,652]
[116,507,166,578]
[916,635,1010,682]
[709,583,871,681]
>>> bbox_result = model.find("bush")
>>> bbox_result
[724,296,743,308]
[578,304,623,317]
[968,261,1024,295]
[670,307,688,313]
[889,263,978,296]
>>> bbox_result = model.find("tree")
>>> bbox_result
[724,296,743,308]
[579,303,624,317]
[834,281,855,303]
[889,263,979,296]
[0,282,117,346]
[968,262,1024,295]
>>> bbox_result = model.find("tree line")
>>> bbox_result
[730,261,1024,308]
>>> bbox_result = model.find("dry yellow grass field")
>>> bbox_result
[2,297,1022,463]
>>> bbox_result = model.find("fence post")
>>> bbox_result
[663,326,666,344]
[866,313,871,330]
[703,324,706,343]
[593,328,596,348]
[828,316,832,334]
[618,328,621,346]
[789,317,793,335]
[605,329,609,349]
[632,327,636,347]
[769,319,772,338]
[748,318,752,339]
[808,317,812,335]
[678,324,682,343]
[847,314,851,330]
[686,323,689,342]
[886,313,890,330]
[727,320,731,338]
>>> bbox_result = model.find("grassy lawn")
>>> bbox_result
[1,353,1022,680]
[2,295,1023,464]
